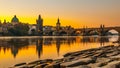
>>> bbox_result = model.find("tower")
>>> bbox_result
[3,19,6,24]
[100,24,105,36]
[56,18,61,30]
[36,15,43,33]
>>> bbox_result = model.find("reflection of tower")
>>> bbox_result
[0,47,1,52]
[100,24,105,36]
[56,38,61,56]
[56,18,61,31]
[99,37,108,46]
[82,26,87,36]
[36,15,43,35]
[36,38,43,58]
[11,46,18,58]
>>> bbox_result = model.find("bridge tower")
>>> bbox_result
[82,26,88,36]
[36,15,43,35]
[100,24,105,36]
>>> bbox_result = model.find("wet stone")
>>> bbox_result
[28,60,41,65]
[44,64,53,68]
[64,53,73,57]
[27,64,37,68]
[102,61,120,68]
[14,62,26,67]
[34,63,48,68]
[61,58,95,67]
[67,65,91,68]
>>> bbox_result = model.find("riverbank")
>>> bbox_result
[10,45,120,68]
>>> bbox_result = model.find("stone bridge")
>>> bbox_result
[75,26,120,36]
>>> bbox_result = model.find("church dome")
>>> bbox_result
[11,15,19,23]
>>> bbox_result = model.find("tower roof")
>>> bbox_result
[38,15,41,19]
[11,15,19,23]
[57,18,60,24]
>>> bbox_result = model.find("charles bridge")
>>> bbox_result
[75,25,120,36]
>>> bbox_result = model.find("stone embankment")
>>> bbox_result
[10,45,120,68]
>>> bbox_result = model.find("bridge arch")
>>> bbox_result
[107,29,119,35]
[87,30,99,36]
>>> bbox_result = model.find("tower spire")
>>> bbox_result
[38,15,41,19]
[57,17,60,24]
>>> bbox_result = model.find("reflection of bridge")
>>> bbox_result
[75,25,120,36]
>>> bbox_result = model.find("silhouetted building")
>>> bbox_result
[11,15,19,25]
[3,19,6,24]
[36,15,43,34]
[56,18,61,30]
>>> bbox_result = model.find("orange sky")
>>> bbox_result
[0,0,120,28]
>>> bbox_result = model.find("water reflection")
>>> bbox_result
[0,39,29,58]
[0,36,119,58]
[0,36,119,67]
[36,38,43,58]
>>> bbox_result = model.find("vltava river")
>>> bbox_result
[0,36,119,68]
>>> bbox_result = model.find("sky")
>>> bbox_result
[0,0,120,28]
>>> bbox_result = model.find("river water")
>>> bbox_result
[0,36,119,68]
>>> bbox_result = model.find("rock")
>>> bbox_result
[53,63,61,68]
[45,59,53,63]
[34,65,41,68]
[96,58,110,63]
[106,52,119,57]
[109,55,120,62]
[14,65,28,68]
[27,64,37,68]
[60,65,66,68]
[61,58,95,67]
[80,54,89,58]
[97,62,107,67]
[72,53,82,56]
[63,56,75,62]
[14,62,26,67]
[66,65,91,68]
[97,52,107,57]
[44,64,53,68]
[64,53,73,57]
[34,63,48,68]
[102,61,120,68]
[45,63,61,68]
[110,55,120,59]
[88,61,108,67]
[28,60,41,65]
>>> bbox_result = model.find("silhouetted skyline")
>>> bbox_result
[0,0,120,28]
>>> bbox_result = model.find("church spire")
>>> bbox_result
[57,17,60,24]
[38,15,41,20]
[56,17,61,30]
[58,17,60,23]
